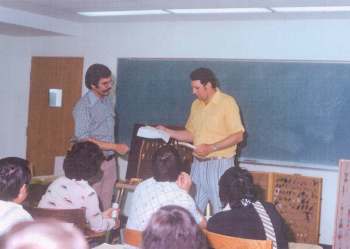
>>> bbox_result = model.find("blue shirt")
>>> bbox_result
[73,90,115,155]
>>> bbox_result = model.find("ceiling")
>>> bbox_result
[1,0,350,36]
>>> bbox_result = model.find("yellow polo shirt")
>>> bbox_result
[185,89,245,158]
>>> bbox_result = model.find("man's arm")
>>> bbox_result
[73,102,91,139]
[157,125,193,142]
[195,131,244,157]
[73,102,129,155]
[88,139,129,155]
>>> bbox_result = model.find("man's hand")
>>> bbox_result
[114,144,129,155]
[194,144,214,157]
[176,172,192,192]
[156,125,194,142]
[102,207,120,219]
[156,125,168,132]
[102,208,121,229]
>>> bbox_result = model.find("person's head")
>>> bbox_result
[0,157,31,203]
[152,145,182,182]
[63,141,104,185]
[219,166,257,209]
[1,219,88,249]
[85,63,113,97]
[190,68,218,103]
[142,205,207,249]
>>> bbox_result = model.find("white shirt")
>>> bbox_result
[126,177,202,231]
[38,176,115,232]
[0,200,33,235]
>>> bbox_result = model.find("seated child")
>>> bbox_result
[0,157,33,235]
[38,141,119,232]
[143,205,208,249]
[207,166,289,249]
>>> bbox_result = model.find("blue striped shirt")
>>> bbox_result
[73,90,115,155]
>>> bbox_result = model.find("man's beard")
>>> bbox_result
[103,88,111,95]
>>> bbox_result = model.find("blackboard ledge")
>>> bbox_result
[239,158,338,172]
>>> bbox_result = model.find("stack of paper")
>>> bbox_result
[137,125,170,143]
[137,126,196,150]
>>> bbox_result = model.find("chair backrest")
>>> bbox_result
[126,123,193,179]
[123,228,143,248]
[204,229,273,249]
[25,207,86,231]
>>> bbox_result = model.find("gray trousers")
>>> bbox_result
[190,157,234,214]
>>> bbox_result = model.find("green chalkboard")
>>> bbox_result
[116,58,350,167]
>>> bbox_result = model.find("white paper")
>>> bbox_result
[137,126,170,143]
[93,243,128,249]
[177,141,196,150]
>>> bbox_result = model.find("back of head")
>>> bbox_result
[190,67,218,88]
[63,141,104,183]
[219,166,256,209]
[2,219,88,249]
[0,157,31,201]
[152,145,182,182]
[142,205,207,249]
[85,63,111,89]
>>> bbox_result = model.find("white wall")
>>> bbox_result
[1,18,349,244]
[0,35,31,158]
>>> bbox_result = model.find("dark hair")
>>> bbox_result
[2,219,88,249]
[190,68,218,88]
[152,145,182,182]
[85,64,111,89]
[63,142,104,183]
[219,167,257,209]
[142,205,208,249]
[0,157,31,201]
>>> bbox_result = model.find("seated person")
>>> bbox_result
[126,145,206,231]
[0,157,33,235]
[207,167,288,249]
[38,141,118,232]
[1,219,88,249]
[143,205,208,249]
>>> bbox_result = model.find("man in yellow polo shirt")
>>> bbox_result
[158,67,245,214]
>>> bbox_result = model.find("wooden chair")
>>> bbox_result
[114,178,141,205]
[126,123,193,180]
[204,229,273,249]
[123,228,143,248]
[24,175,56,207]
[25,207,105,242]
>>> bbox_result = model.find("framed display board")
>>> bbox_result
[333,160,350,249]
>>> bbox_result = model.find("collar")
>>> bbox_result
[0,200,22,208]
[223,203,231,211]
[198,88,221,106]
[87,90,110,107]
[87,90,100,106]
[210,88,221,105]
[61,176,89,187]
[222,198,253,210]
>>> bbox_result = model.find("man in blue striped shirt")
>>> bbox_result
[73,64,129,210]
